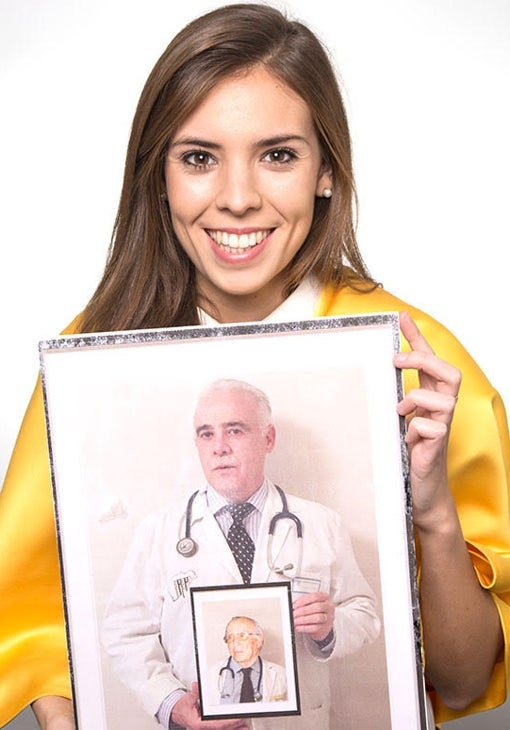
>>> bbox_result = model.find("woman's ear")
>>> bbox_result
[315,165,333,198]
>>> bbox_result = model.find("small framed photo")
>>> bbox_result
[190,582,300,720]
[40,313,429,729]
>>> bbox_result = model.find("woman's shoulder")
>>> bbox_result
[318,277,494,394]
[319,275,447,335]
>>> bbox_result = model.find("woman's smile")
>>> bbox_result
[205,228,274,264]
[206,228,273,253]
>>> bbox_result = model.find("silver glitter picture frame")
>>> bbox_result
[39,313,428,729]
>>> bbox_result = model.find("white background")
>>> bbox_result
[1,0,509,728]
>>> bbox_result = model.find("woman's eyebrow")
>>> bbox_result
[255,134,310,147]
[170,134,310,150]
[170,137,222,150]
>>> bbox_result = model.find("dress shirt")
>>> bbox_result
[221,657,262,704]
[208,480,269,543]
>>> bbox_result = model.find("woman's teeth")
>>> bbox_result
[208,229,271,251]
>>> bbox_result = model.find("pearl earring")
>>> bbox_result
[322,188,333,198]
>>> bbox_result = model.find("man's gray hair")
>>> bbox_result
[224,615,264,640]
[196,379,272,427]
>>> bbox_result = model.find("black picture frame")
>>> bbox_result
[190,582,300,720]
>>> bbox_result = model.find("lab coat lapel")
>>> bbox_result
[262,661,274,701]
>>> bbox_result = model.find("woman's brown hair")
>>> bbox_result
[80,2,375,333]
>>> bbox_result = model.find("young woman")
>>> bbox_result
[1,4,508,729]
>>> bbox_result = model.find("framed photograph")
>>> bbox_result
[40,313,428,729]
[190,582,300,720]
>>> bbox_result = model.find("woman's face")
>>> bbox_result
[165,65,331,323]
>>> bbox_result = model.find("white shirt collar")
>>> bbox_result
[207,479,269,516]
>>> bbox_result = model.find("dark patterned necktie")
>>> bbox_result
[240,667,254,702]
[226,502,255,584]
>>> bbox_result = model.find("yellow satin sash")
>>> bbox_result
[318,283,510,724]
[0,284,508,726]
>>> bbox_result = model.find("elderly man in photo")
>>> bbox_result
[102,378,380,729]
[217,616,287,705]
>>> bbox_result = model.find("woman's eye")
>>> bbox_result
[182,151,216,169]
[262,148,297,164]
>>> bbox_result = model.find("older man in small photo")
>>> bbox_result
[216,616,287,705]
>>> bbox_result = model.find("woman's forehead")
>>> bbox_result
[171,66,315,143]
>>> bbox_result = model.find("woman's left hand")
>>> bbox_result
[393,311,461,528]
[393,311,502,709]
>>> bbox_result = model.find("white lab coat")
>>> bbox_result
[213,657,288,704]
[102,482,380,728]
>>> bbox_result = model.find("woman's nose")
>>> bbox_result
[215,161,262,215]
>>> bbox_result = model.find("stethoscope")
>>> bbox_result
[219,655,263,702]
[175,485,303,577]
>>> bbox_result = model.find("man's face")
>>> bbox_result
[194,388,275,502]
[225,617,263,668]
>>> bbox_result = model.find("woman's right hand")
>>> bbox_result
[171,683,250,729]
[31,696,75,730]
